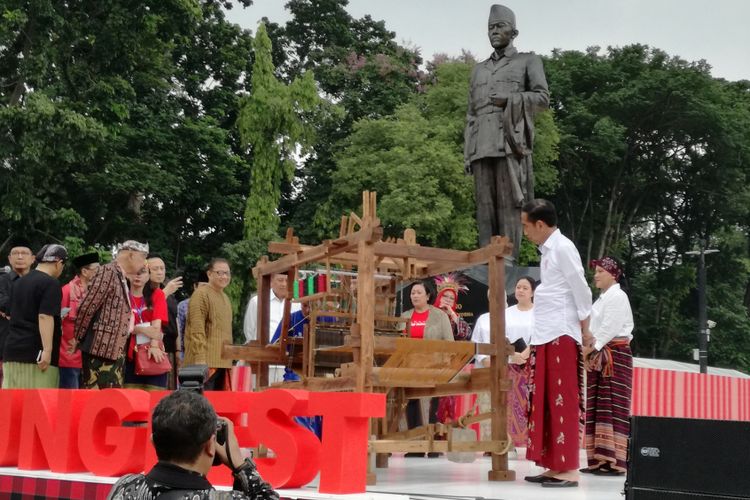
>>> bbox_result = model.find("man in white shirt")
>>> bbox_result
[520,199,592,488]
[243,274,300,384]
[243,274,301,343]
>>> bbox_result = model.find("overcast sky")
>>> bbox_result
[225,0,750,82]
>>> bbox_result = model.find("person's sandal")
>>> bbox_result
[592,464,624,476]
[540,478,578,488]
[524,474,553,483]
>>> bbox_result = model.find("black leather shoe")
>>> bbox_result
[579,466,598,473]
[541,478,579,488]
[524,474,552,483]
[426,452,441,458]
[404,452,425,458]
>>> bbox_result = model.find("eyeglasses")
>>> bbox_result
[10,251,32,257]
[211,270,231,277]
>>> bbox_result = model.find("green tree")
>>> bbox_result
[236,22,319,245]
[319,60,560,250]
[270,0,424,241]
[544,45,750,369]
[1,1,257,276]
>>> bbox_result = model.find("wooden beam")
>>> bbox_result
[475,342,516,356]
[256,225,383,277]
[271,376,357,392]
[222,344,286,364]
[370,367,458,388]
[373,242,471,264]
[369,440,508,454]
[381,425,435,441]
[423,260,477,278]
[404,377,510,398]
[467,237,514,264]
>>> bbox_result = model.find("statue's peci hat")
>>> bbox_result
[489,4,516,27]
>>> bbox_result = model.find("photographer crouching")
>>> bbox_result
[107,389,278,499]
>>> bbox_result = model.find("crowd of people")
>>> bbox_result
[0,239,235,392]
[397,199,634,489]
[0,198,634,494]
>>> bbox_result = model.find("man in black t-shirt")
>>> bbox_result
[0,237,35,387]
[2,244,68,389]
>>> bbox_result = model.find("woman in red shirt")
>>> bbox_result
[400,280,453,456]
[401,281,453,340]
[124,266,169,390]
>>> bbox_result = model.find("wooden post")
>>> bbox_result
[302,323,310,377]
[487,239,514,481]
[355,201,376,393]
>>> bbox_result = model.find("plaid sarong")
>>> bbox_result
[585,340,633,472]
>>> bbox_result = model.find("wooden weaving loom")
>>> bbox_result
[223,191,517,482]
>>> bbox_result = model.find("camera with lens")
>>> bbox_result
[178,364,227,464]
[177,364,208,394]
[216,419,228,446]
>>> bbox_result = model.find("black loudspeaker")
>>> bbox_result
[626,416,750,500]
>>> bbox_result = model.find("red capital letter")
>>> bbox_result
[18,389,91,472]
[0,390,24,466]
[246,389,321,488]
[310,392,385,494]
[78,389,150,476]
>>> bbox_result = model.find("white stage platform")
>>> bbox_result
[0,449,625,500]
[289,449,625,500]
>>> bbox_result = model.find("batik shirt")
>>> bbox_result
[107,460,279,500]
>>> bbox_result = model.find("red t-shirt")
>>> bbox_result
[130,288,168,325]
[128,288,168,359]
[409,309,430,339]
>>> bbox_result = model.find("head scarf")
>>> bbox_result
[590,256,623,281]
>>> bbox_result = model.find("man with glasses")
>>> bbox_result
[0,238,36,387]
[2,244,68,388]
[184,258,234,390]
[72,240,149,389]
[243,272,301,384]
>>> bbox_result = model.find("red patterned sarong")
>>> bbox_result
[508,363,530,447]
[526,335,582,471]
[585,340,632,471]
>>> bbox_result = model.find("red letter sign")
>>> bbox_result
[246,389,322,488]
[310,392,385,494]
[78,389,150,476]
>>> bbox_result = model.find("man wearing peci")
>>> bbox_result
[465,4,549,259]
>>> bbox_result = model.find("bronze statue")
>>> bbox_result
[465,4,549,259]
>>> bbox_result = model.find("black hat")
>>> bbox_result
[36,244,68,263]
[73,252,100,268]
[8,236,32,251]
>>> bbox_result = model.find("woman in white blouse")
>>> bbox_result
[503,276,534,449]
[581,257,634,476]
[472,276,534,449]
